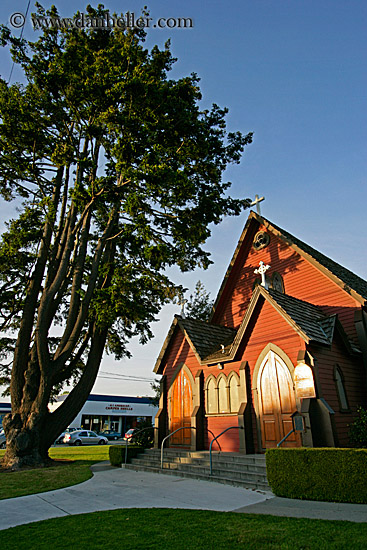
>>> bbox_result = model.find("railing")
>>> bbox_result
[124,426,157,465]
[160,427,196,469]
[160,427,221,469]
[209,426,244,476]
[277,428,295,447]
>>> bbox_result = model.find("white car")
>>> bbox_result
[63,430,108,446]
[0,429,5,449]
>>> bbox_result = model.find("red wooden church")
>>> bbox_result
[153,211,367,453]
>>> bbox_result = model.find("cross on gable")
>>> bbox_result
[254,261,271,288]
[250,194,265,215]
[177,297,188,318]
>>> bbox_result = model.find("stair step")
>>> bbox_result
[124,463,270,491]
[133,453,266,469]
[130,458,267,480]
[126,449,270,491]
[144,451,265,465]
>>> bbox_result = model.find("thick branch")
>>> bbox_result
[11,168,63,407]
[53,206,119,370]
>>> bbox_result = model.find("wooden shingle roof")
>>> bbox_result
[154,286,359,373]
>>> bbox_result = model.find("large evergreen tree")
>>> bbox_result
[0,5,252,468]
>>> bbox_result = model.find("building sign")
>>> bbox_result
[106,403,133,412]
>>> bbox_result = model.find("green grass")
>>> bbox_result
[0,445,110,500]
[0,509,366,549]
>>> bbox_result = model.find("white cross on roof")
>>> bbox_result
[250,194,265,215]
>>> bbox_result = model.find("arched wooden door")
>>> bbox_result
[258,351,300,449]
[170,369,193,446]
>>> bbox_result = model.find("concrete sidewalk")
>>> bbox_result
[0,462,366,531]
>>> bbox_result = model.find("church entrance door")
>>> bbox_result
[258,351,300,449]
[170,369,192,446]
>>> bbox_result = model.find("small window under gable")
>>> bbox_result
[334,365,349,412]
[271,272,284,293]
[253,231,270,251]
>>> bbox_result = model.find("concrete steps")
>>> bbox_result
[124,448,270,491]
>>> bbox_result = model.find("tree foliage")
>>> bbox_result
[185,280,214,321]
[0,4,252,468]
[349,406,367,448]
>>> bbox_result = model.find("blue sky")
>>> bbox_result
[0,0,366,397]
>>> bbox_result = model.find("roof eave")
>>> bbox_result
[153,316,180,374]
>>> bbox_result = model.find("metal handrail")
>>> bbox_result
[161,426,196,469]
[277,428,295,447]
[124,426,157,465]
[209,426,244,475]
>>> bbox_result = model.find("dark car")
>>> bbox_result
[0,429,5,449]
[98,430,122,441]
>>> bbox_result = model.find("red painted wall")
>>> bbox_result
[212,221,360,346]
[309,336,366,446]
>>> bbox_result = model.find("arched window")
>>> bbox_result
[205,372,241,415]
[218,376,228,413]
[206,376,218,414]
[271,272,284,293]
[229,373,240,413]
[334,366,349,411]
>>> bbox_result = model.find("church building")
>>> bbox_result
[153,210,367,453]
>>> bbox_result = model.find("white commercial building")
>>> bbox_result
[49,394,158,434]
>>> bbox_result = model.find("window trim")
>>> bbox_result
[205,371,241,416]
[333,365,350,413]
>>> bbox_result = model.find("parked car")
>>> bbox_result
[0,430,5,449]
[63,430,108,446]
[98,430,122,441]
[124,428,137,442]
[54,427,81,445]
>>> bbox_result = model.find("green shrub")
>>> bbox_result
[109,445,142,467]
[134,421,155,449]
[266,448,367,504]
[349,406,367,447]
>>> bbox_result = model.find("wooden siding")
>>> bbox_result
[212,222,360,344]
[309,337,366,446]
[205,416,240,452]
[161,329,202,389]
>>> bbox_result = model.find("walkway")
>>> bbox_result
[0,462,366,531]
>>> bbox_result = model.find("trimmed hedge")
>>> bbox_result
[109,445,142,467]
[266,447,367,504]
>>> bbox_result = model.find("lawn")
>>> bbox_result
[0,508,366,549]
[0,445,110,500]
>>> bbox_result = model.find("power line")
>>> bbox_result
[8,0,31,84]
[98,376,154,384]
[97,371,156,383]
[99,370,155,381]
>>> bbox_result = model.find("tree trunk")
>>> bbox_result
[1,325,108,470]
[2,409,52,470]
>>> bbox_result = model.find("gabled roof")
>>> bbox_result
[212,211,367,317]
[153,315,236,373]
[154,286,360,373]
[204,286,346,364]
